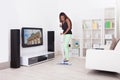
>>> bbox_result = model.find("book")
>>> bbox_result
[92,21,97,29]
[105,21,112,29]
[83,23,87,29]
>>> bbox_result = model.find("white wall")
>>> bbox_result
[0,0,19,63]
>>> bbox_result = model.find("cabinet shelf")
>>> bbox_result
[81,8,116,58]
[83,29,92,31]
[82,19,102,57]
[92,38,101,40]
[105,28,114,30]
[84,38,91,40]
[92,29,101,31]
[104,18,115,20]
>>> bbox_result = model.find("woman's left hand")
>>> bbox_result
[60,33,64,35]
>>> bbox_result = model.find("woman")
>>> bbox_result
[59,12,72,62]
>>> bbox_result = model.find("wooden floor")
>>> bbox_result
[0,55,120,80]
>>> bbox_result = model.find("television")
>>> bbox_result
[22,27,43,47]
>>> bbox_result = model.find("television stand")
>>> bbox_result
[20,52,54,66]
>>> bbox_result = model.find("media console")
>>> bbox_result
[20,52,54,66]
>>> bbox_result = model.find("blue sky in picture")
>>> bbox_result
[24,29,31,44]
[24,29,41,44]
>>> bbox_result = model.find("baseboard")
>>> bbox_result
[0,62,10,70]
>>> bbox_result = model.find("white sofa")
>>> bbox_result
[86,40,120,73]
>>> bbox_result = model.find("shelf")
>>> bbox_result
[92,29,101,30]
[83,29,102,31]
[84,38,91,40]
[83,29,92,31]
[82,19,103,58]
[81,8,116,58]
[92,38,101,40]
[105,39,112,40]
[104,18,115,20]
[105,28,114,30]
[92,19,102,21]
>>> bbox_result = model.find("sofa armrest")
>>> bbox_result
[86,49,120,73]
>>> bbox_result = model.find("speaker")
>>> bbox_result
[47,31,54,52]
[10,29,20,68]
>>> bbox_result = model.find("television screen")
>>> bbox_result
[22,27,43,47]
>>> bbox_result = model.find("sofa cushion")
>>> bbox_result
[110,37,118,50]
[114,39,120,51]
